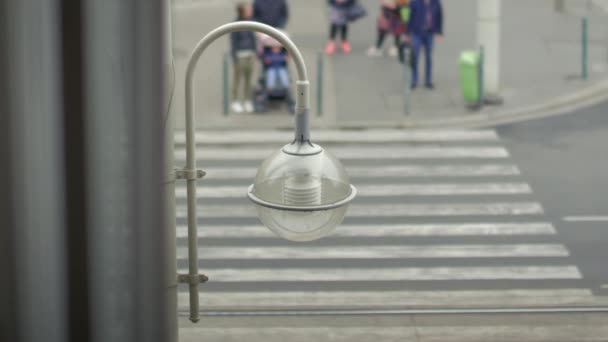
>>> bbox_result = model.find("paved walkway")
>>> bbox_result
[333,0,608,125]
[171,0,608,129]
[179,313,608,342]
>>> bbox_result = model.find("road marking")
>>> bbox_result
[174,146,510,160]
[175,202,544,218]
[176,244,569,259]
[177,289,595,308]
[178,266,581,281]
[174,130,500,144]
[176,325,608,341]
[563,216,608,222]
[180,164,521,180]
[175,183,532,198]
[176,223,556,238]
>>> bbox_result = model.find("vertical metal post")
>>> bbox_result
[223,51,229,115]
[402,44,411,116]
[477,0,501,97]
[163,0,178,341]
[317,51,324,116]
[582,16,589,80]
[479,45,485,107]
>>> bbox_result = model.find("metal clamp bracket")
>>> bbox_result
[175,168,206,180]
[177,274,209,285]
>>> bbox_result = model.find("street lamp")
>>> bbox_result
[180,22,356,322]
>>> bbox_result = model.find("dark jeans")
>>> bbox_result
[329,24,348,40]
[411,31,434,86]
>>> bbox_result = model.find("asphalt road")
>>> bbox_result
[498,100,608,296]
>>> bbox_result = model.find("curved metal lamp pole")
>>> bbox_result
[180,22,312,323]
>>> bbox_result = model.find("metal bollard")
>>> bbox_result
[223,51,229,115]
[582,17,589,80]
[317,51,324,116]
[478,45,485,108]
[401,43,412,116]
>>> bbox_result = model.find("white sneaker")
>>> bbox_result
[231,101,243,113]
[388,46,398,57]
[243,101,254,113]
[366,46,382,57]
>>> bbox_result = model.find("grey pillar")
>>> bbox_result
[82,0,169,341]
[1,1,170,341]
[0,1,68,342]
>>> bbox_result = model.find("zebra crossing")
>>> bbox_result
[173,129,594,311]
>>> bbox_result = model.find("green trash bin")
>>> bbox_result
[459,51,480,103]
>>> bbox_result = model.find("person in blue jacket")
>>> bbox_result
[407,0,443,89]
[254,0,289,28]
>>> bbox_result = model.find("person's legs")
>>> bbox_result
[367,28,385,56]
[423,32,434,87]
[326,24,338,54]
[232,59,242,100]
[277,67,289,88]
[410,34,422,88]
[329,23,338,40]
[242,55,254,100]
[376,28,387,49]
[393,34,401,49]
[340,24,348,41]
[242,55,255,112]
[387,34,400,57]
[266,68,277,89]
[340,25,352,53]
[231,58,246,112]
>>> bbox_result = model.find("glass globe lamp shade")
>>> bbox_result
[247,142,356,241]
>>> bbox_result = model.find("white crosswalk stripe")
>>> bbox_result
[173,129,587,310]
[182,266,582,282]
[174,146,510,160]
[175,202,544,218]
[174,129,501,144]
[176,223,556,238]
[177,244,569,259]
[178,289,596,308]
[182,164,522,179]
[175,183,532,198]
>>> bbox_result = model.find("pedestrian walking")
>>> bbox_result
[407,0,443,89]
[253,0,289,29]
[325,0,367,55]
[230,2,257,113]
[367,0,410,58]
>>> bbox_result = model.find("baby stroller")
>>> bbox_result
[252,32,295,114]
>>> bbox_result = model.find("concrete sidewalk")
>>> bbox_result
[172,0,608,130]
[333,0,608,127]
[179,313,608,342]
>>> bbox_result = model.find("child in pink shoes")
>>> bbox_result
[325,0,366,55]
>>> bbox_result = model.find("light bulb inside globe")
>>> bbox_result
[247,142,356,242]
[283,171,322,206]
